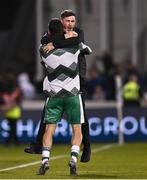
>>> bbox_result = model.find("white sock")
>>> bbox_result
[71,145,80,163]
[42,147,51,164]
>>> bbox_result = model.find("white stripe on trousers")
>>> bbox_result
[79,94,85,124]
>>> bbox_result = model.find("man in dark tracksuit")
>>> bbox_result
[24,10,91,162]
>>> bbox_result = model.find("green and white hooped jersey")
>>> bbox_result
[41,43,92,97]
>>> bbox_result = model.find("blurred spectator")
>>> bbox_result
[86,66,105,99]
[96,50,116,76]
[0,71,22,146]
[92,85,106,101]
[18,72,36,99]
[0,72,6,105]
[99,51,116,100]
[123,59,141,82]
[122,74,142,107]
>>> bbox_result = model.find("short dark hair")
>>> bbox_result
[60,9,76,19]
[48,18,63,35]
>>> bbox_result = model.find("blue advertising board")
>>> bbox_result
[0,107,147,143]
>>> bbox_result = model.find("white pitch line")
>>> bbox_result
[0,144,115,172]
[91,144,114,153]
[0,154,68,172]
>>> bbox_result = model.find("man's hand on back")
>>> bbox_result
[42,43,55,53]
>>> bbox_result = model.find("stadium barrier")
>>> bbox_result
[0,100,147,143]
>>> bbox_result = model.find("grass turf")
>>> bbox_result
[0,143,147,179]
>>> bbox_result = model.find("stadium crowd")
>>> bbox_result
[85,51,147,104]
[0,54,147,104]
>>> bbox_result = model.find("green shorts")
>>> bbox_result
[44,94,85,124]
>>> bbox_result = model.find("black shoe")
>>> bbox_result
[80,148,91,163]
[24,143,42,154]
[37,162,49,175]
[68,159,77,176]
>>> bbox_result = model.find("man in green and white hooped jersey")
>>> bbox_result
[40,37,92,175]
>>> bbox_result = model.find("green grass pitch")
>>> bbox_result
[0,143,147,179]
